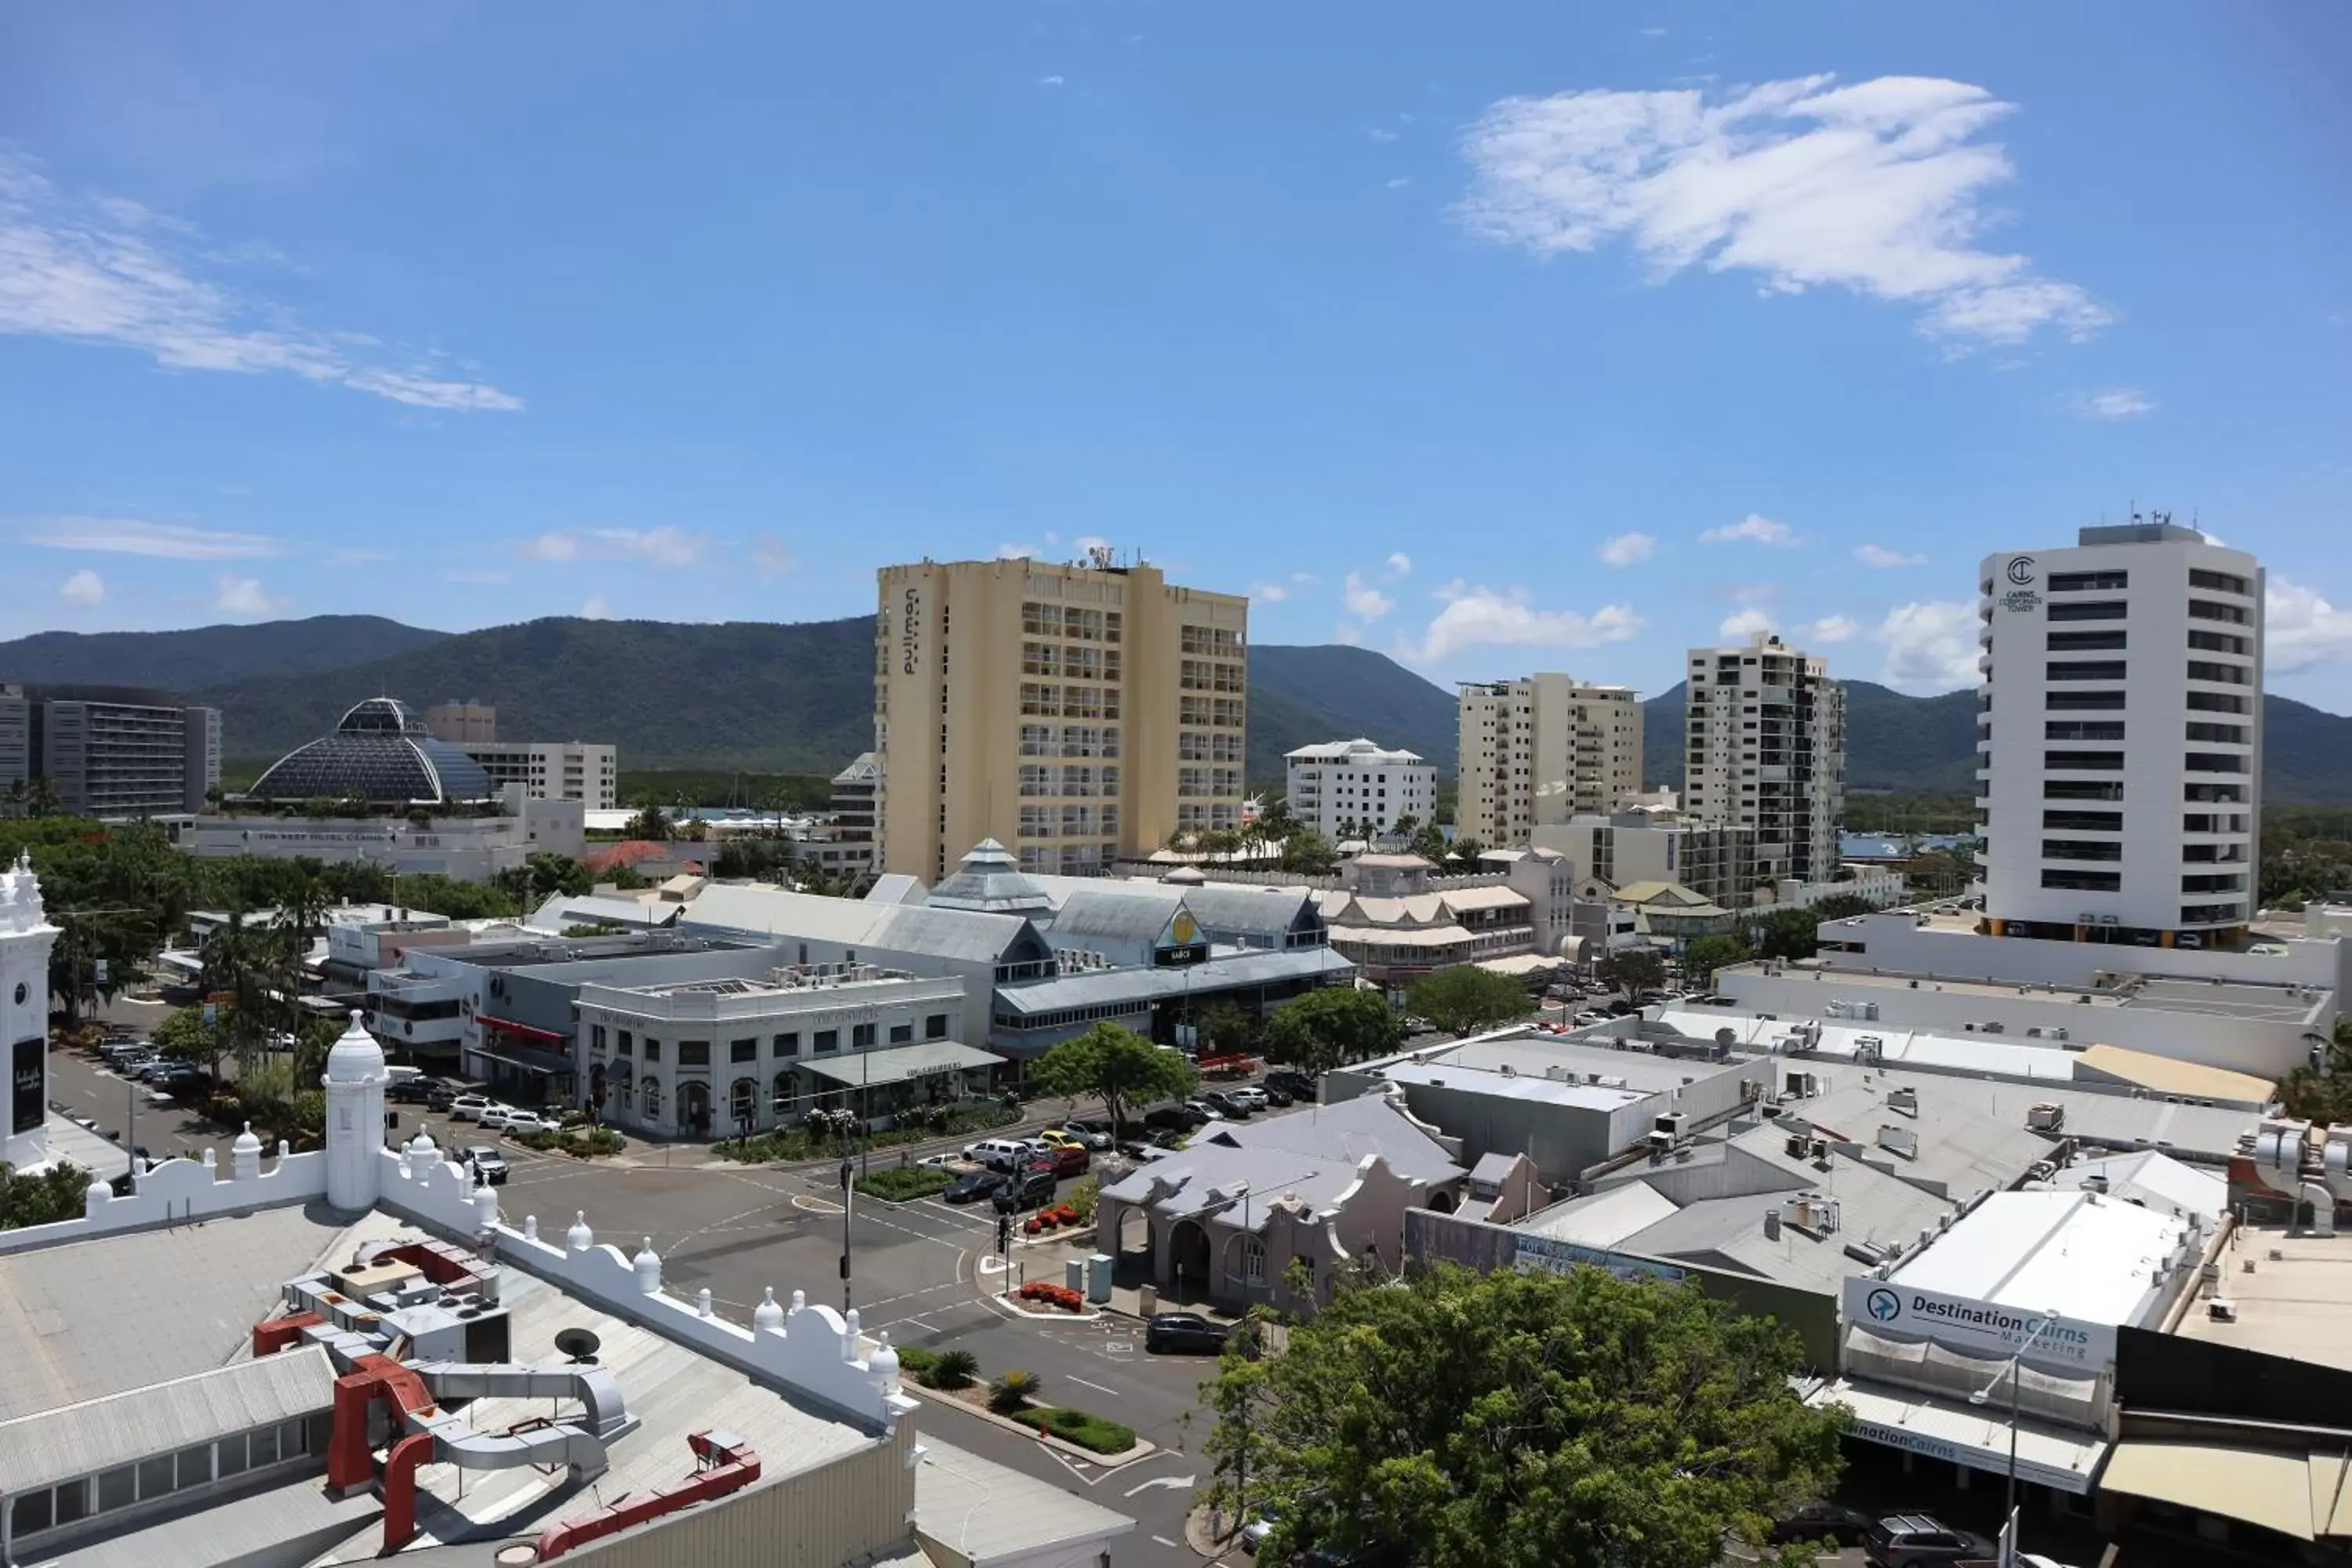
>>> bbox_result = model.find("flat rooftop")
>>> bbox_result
[1892,1189,2194,1328]
[2174,1224,2352,1373]
[1370,1029,1748,1096]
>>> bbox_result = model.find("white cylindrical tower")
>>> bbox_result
[321,1015,389,1211]
[2,853,64,1174]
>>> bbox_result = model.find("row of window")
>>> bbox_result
[1018,804,1121,838]
[9,1420,317,1539]
[1020,642,1123,681]
[993,998,1151,1033]
[1018,684,1123,721]
[1018,764,1123,798]
[591,1016,950,1061]
[1180,625,1246,657]
[1177,697,1247,728]
[1178,731,1245,763]
[1018,724,1122,758]
[2037,864,2247,892]
[1020,603,1123,642]
[1178,659,1247,695]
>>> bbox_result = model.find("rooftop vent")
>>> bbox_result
[1886,1085,1919,1117]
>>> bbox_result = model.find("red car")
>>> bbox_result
[1029,1144,1088,1179]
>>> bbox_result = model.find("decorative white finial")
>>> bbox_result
[753,1287,785,1332]
[524,1214,540,1243]
[567,1210,593,1251]
[789,1288,807,1314]
[869,1329,901,1392]
[632,1237,662,1294]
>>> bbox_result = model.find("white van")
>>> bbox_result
[964,1138,1035,1173]
[385,1065,425,1085]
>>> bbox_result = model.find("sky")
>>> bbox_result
[2,2,2349,706]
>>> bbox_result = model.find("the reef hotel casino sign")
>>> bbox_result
[1842,1276,2115,1371]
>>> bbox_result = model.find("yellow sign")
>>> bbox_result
[1169,912,1200,948]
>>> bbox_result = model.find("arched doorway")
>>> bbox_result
[728,1077,759,1136]
[1115,1205,1149,1260]
[1428,1189,1457,1214]
[677,1081,712,1139]
[640,1076,662,1127]
[1169,1218,1211,1301]
[773,1069,797,1123]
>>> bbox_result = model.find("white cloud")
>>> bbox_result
[750,534,794,575]
[1333,622,1363,647]
[1038,74,1065,87]
[1073,535,1111,555]
[1386,178,1413,190]
[58,568,103,607]
[1344,572,1396,622]
[1724,580,1779,604]
[25,515,278,559]
[1855,543,1927,568]
[1385,551,1413,578]
[1806,614,1859,644]
[1699,514,1795,547]
[2074,387,2154,420]
[1719,607,1776,641]
[1289,571,1317,585]
[2268,576,2352,673]
[996,542,1040,560]
[1248,581,1290,603]
[0,148,521,411]
[1456,74,2111,349]
[1876,599,1980,687]
[213,572,289,618]
[579,594,612,620]
[1598,531,1657,566]
[1368,128,1399,143]
[1413,585,1644,662]
[515,528,706,567]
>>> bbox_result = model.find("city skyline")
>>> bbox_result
[2,5,2347,708]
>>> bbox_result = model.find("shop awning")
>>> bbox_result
[1805,1377,2107,1495]
[799,1040,1001,1089]
[2102,1440,2352,1542]
[478,1013,564,1042]
[470,1043,576,1077]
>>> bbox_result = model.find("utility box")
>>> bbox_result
[1087,1253,1114,1303]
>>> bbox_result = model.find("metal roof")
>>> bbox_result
[1047,887,1180,945]
[686,884,1039,965]
[913,1439,1134,1566]
[993,946,1354,1014]
[798,1040,1000,1088]
[0,1345,336,1494]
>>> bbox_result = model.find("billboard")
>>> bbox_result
[12,1036,42,1137]
[1514,1233,1684,1284]
[1843,1276,2115,1371]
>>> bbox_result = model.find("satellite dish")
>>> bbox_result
[554,1327,601,1364]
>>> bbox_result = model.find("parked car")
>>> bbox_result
[1144,1104,1208,1133]
[1042,1123,1112,1152]
[991,1168,1058,1214]
[473,1104,525,1129]
[1198,1091,1250,1118]
[448,1094,496,1121]
[387,1077,444,1105]
[1861,1515,1997,1567]
[1768,1500,1872,1544]
[964,1138,1037,1173]
[1029,1143,1088,1179]
[914,1151,968,1171]
[1185,1097,1230,1121]
[1257,1084,1294,1109]
[1223,1085,1269,1112]
[489,1109,561,1135]
[464,1146,510,1185]
[1144,1312,1229,1354]
[1036,1129,1090,1153]
[1263,1070,1316,1100]
[942,1170,1007,1205]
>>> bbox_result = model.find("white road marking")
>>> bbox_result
[1068,1375,1120,1397]
[1126,1474,1196,1497]
[792,1193,843,1214]
[1151,1535,1181,1549]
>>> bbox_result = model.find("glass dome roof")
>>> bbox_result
[248,698,498,805]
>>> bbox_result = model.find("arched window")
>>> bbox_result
[641,1076,662,1123]
[1229,1235,1268,1287]
[615,1076,634,1112]
[729,1077,757,1129]
[773,1069,797,1119]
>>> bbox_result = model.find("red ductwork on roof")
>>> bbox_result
[251,1312,325,1357]
[533,1429,760,1563]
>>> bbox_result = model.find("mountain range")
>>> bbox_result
[5,615,2350,803]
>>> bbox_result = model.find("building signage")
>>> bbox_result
[1842,1277,2114,1370]
[900,587,922,675]
[1842,1417,2093,1496]
[1998,554,2042,615]
[12,1035,42,1137]
[1513,1234,1683,1283]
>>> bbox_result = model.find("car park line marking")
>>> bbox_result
[1150,1536,1181,1550]
[1067,1375,1119,1397]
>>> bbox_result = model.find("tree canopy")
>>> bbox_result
[1023,1021,1198,1133]
[1751,906,1827,962]
[1678,934,1748,987]
[1258,986,1402,1074]
[1595,946,1668,1000]
[1406,966,1533,1037]
[1204,1262,1845,1568]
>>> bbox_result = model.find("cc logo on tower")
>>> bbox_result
[2006,556,2036,586]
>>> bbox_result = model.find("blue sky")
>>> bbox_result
[2,2,2348,706]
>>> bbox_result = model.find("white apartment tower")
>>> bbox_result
[1284,739,1436,840]
[1977,519,2263,946]
[1682,633,1846,884]
[874,553,1247,881]
[1456,675,1644,847]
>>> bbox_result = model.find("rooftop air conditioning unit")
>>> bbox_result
[1887,1085,1920,1116]
[1786,1132,1812,1160]
[2027,1102,2066,1133]
[2207,1298,2238,1323]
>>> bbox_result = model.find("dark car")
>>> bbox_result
[1029,1144,1088,1179]
[387,1077,444,1105]
[1145,1311,1229,1354]
[1768,1501,1872,1545]
[425,1083,457,1111]
[1258,1083,1294,1108]
[942,1170,1007,1205]
[993,1168,1058,1214]
[1264,1069,1316,1100]
[1862,1514,1998,1567]
[1145,1104,1209,1133]
[1200,1089,1254,1119]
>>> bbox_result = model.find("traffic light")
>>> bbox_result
[996,1214,1012,1254]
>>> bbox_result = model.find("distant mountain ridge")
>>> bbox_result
[7,615,2352,803]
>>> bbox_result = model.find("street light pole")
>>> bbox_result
[1969,1308,2063,1568]
[839,1155,855,1316]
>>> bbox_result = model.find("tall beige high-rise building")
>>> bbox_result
[874,554,1248,880]
[1456,674,1644,846]
[1682,631,1846,884]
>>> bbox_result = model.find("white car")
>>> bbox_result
[448,1094,496,1121]
[1224,1087,1269,1112]
[915,1152,969,1170]
[483,1107,557,1134]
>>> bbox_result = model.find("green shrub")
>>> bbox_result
[1014,1406,1137,1455]
[855,1167,953,1203]
[1065,1176,1098,1225]
[987,1369,1040,1414]
[893,1345,940,1379]
[929,1349,979,1391]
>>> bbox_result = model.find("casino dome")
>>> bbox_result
[248,698,497,806]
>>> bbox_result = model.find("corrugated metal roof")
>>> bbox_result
[993,946,1354,1014]
[686,884,1034,964]
[799,1040,1001,1087]
[2103,1441,2327,1540]
[1048,888,1178,945]
[0,1345,336,1494]
[913,1439,1134,1566]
